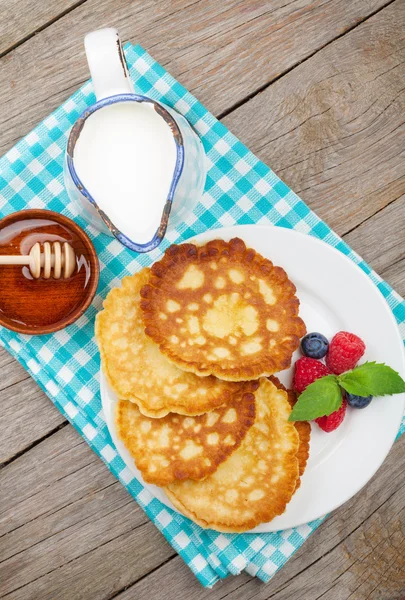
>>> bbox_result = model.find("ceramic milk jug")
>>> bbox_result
[64,28,206,252]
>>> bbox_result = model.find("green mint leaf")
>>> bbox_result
[338,362,405,397]
[289,375,342,421]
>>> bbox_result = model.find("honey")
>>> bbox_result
[0,211,98,334]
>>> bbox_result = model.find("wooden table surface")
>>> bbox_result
[1,1,404,598]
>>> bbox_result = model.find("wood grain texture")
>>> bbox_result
[0,425,174,599]
[344,195,405,297]
[0,346,30,391]
[223,0,405,236]
[1,0,405,598]
[0,0,82,56]
[0,377,66,464]
[129,481,405,599]
[8,429,398,600]
[0,0,392,154]
[118,438,405,599]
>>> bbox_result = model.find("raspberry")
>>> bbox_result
[315,399,347,432]
[326,331,365,374]
[293,357,331,393]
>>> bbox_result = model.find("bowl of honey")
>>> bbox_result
[0,209,99,334]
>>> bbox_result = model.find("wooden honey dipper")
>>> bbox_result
[0,241,76,279]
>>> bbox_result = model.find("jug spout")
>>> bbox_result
[85,28,134,100]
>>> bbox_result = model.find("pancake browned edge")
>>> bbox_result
[115,380,257,486]
[269,376,311,491]
[140,238,306,381]
[165,378,300,532]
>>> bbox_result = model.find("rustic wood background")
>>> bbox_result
[1,1,404,598]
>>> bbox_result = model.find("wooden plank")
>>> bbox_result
[0,377,66,464]
[1,1,404,597]
[0,0,82,56]
[344,195,405,297]
[380,258,405,300]
[0,425,174,599]
[222,0,405,236]
[0,346,30,391]
[1,413,403,598]
[119,556,249,600]
[0,0,391,154]
[263,481,405,599]
[102,435,405,599]
[3,525,174,600]
[1,425,111,539]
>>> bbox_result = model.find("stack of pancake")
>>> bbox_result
[96,237,310,532]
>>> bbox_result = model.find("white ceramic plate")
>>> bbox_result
[100,225,405,533]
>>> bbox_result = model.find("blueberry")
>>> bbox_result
[301,332,329,359]
[345,392,373,409]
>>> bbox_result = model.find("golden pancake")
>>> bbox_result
[269,375,310,490]
[115,381,257,486]
[140,238,306,381]
[95,268,247,418]
[164,378,300,532]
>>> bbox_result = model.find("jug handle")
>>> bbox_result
[84,28,134,101]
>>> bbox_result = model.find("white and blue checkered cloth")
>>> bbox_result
[1,44,404,588]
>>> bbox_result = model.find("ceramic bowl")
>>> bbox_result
[0,209,99,335]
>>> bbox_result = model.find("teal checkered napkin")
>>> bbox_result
[1,44,404,588]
